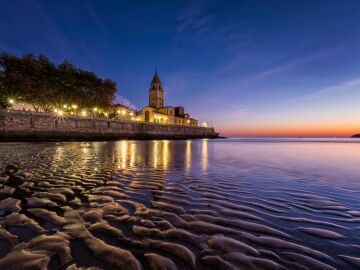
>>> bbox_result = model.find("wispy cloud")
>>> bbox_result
[302,77,360,100]
[175,1,251,53]
[114,95,136,109]
[176,1,215,33]
[231,108,250,117]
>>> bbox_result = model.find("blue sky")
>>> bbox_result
[1,0,360,136]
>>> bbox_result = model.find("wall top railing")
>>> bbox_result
[0,109,213,130]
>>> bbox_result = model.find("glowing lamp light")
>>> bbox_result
[54,109,58,113]
[8,99,15,104]
[58,110,64,116]
[186,119,190,124]
[131,117,134,120]
[63,104,67,109]
[93,107,98,112]
[117,110,121,114]
[164,117,168,121]
[72,104,78,109]
[81,110,86,116]
[104,113,109,117]
[129,112,134,116]
[202,122,208,128]
[121,109,126,115]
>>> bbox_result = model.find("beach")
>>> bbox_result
[0,138,359,269]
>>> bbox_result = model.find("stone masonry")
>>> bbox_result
[0,111,217,141]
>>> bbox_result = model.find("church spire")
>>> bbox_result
[149,69,164,108]
[151,68,161,84]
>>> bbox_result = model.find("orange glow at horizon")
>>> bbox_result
[218,123,360,137]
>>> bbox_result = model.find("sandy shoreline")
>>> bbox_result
[0,141,359,270]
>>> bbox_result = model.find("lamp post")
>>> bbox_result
[93,107,98,118]
[72,104,78,115]
[8,99,14,110]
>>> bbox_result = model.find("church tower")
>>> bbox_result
[149,70,164,108]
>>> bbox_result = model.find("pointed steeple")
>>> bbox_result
[149,68,164,108]
[151,68,161,84]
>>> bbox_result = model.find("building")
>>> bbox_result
[136,71,198,126]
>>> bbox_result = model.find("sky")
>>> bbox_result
[0,0,360,137]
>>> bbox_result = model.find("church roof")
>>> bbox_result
[151,71,161,84]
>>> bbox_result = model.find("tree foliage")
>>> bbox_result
[0,52,116,112]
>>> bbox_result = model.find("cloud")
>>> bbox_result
[231,108,250,117]
[176,2,215,33]
[114,94,137,109]
[175,1,251,53]
[302,77,360,100]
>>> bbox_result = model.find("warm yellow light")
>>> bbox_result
[121,109,126,115]
[117,110,121,114]
[131,117,134,120]
[186,119,190,123]
[58,110,64,116]
[63,104,67,109]
[202,122,208,127]
[129,112,134,116]
[70,112,74,115]
[81,110,86,116]
[72,104,78,109]
[54,109,58,113]
[104,113,108,117]
[164,117,168,120]
[8,99,14,104]
[93,107,98,112]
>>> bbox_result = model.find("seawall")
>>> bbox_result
[0,111,218,141]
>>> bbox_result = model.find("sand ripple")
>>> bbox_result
[0,141,359,269]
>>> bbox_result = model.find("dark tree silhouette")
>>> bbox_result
[0,52,117,112]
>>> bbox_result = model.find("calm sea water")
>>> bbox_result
[0,138,359,269]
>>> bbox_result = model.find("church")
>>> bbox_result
[135,71,198,126]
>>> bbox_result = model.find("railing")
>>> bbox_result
[0,108,207,129]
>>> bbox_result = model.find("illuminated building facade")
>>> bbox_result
[136,71,198,126]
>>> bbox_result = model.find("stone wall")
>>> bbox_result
[0,111,217,140]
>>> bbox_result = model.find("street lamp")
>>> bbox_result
[81,110,87,116]
[8,99,14,105]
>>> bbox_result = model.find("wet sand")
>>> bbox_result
[0,139,359,269]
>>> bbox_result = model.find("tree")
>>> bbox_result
[0,96,8,109]
[0,52,118,112]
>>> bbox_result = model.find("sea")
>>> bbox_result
[0,138,359,269]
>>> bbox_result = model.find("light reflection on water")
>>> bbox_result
[0,138,359,269]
